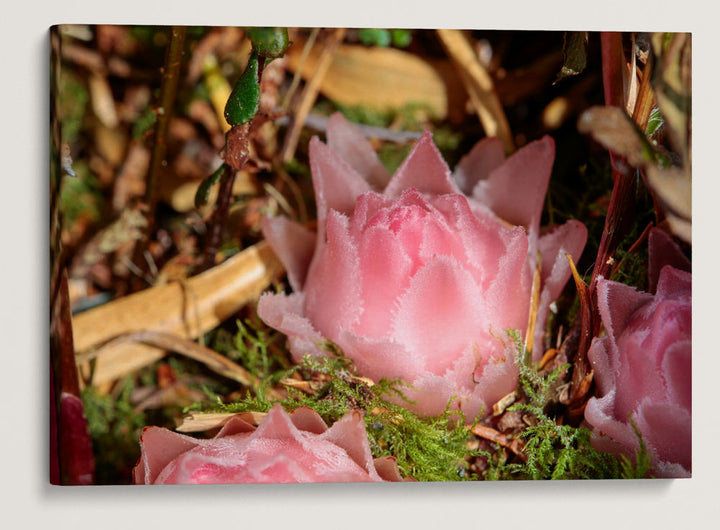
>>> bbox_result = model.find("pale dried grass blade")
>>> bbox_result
[436,29,514,154]
[77,330,258,387]
[281,28,346,163]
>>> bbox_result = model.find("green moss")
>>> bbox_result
[58,72,88,145]
[59,161,104,226]
[484,330,625,480]
[187,344,473,481]
[82,378,147,485]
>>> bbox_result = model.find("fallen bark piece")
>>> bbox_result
[73,241,284,387]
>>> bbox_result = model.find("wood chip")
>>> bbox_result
[492,391,517,416]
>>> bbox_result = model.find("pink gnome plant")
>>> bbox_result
[258,113,587,420]
[134,404,404,484]
[584,228,691,478]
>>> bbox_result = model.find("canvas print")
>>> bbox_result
[49,26,691,485]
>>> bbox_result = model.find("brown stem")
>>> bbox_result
[130,26,187,287]
[200,163,234,270]
[200,48,268,272]
[569,32,637,405]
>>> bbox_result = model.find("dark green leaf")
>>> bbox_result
[194,164,227,209]
[224,50,260,126]
[247,27,290,58]
[358,28,391,47]
[390,29,412,48]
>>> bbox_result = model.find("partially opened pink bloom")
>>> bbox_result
[133,405,403,484]
[259,113,587,419]
[584,228,691,477]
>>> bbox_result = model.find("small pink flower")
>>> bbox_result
[259,113,587,419]
[133,405,403,484]
[584,228,691,477]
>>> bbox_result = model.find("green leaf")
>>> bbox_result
[645,106,664,139]
[224,50,260,126]
[247,27,290,58]
[358,28,392,47]
[194,164,226,208]
[390,29,412,48]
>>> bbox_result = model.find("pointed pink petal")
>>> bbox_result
[538,220,588,297]
[532,220,588,360]
[356,224,414,338]
[419,193,493,278]
[453,136,505,195]
[648,227,691,293]
[468,346,519,418]
[309,137,372,237]
[483,227,532,332]
[635,400,692,476]
[472,136,554,229]
[595,278,653,345]
[215,415,257,438]
[251,405,303,440]
[321,410,380,479]
[584,393,640,459]
[337,330,423,384]
[391,255,486,373]
[304,211,362,338]
[662,341,692,414]
[326,113,391,190]
[655,264,692,300]
[256,292,326,363]
[373,456,404,482]
[287,407,330,435]
[587,337,616,397]
[389,373,461,418]
[383,131,459,198]
[261,215,316,292]
[613,325,667,419]
[134,427,201,484]
[215,415,255,438]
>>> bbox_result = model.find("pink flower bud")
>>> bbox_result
[133,405,403,484]
[584,228,691,477]
[259,113,587,419]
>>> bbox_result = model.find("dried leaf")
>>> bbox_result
[284,36,454,120]
[651,32,691,162]
[555,31,588,83]
[176,411,268,433]
[577,106,657,169]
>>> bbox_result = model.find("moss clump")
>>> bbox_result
[187,337,474,481]
[484,330,633,480]
[81,378,147,485]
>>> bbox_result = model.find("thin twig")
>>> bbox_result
[436,29,514,154]
[281,28,347,163]
[469,424,527,462]
[131,26,187,286]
